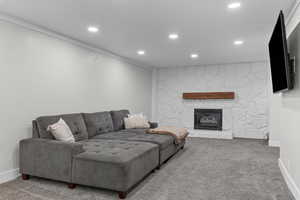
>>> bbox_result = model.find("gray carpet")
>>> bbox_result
[0,138,293,200]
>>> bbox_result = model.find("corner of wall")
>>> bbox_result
[268,140,280,147]
[151,68,158,121]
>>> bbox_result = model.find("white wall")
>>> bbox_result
[268,93,282,146]
[269,1,300,198]
[0,20,152,179]
[153,62,271,139]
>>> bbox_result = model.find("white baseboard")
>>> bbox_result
[279,158,300,200]
[269,140,280,147]
[235,133,265,139]
[188,129,233,139]
[0,168,20,184]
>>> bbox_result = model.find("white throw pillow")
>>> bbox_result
[47,118,75,142]
[124,113,150,129]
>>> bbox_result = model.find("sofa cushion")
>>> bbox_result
[82,112,114,138]
[78,139,158,162]
[36,113,88,141]
[93,131,140,140]
[121,128,148,134]
[73,139,159,192]
[110,110,130,131]
[93,130,174,150]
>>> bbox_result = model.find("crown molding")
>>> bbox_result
[0,12,154,70]
[157,60,268,69]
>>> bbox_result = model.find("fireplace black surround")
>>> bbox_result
[194,109,222,130]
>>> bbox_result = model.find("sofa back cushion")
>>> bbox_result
[110,110,130,131]
[36,113,88,141]
[82,112,114,138]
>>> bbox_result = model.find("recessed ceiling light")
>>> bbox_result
[190,54,199,59]
[169,33,179,40]
[87,26,99,33]
[234,40,244,45]
[228,2,241,9]
[137,50,146,55]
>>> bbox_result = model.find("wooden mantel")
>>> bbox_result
[182,92,235,100]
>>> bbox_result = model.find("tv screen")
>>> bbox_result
[268,11,291,93]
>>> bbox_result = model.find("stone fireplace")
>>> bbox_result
[194,109,222,131]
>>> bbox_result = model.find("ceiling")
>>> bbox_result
[0,0,296,68]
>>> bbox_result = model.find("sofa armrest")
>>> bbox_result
[149,122,158,129]
[20,138,84,183]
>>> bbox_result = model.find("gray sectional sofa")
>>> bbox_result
[19,110,185,199]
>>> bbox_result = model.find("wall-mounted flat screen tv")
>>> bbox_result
[268,11,293,93]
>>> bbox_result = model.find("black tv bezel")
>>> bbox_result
[269,10,292,93]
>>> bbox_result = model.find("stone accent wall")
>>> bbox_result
[154,62,271,139]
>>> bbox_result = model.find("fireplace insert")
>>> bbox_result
[194,109,222,130]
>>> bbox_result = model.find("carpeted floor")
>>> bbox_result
[0,138,293,200]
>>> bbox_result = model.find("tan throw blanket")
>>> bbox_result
[147,126,189,144]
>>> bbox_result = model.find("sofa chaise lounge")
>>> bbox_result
[19,110,185,199]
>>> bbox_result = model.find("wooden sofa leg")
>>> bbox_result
[22,174,30,180]
[118,191,127,199]
[181,145,184,150]
[68,184,76,189]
